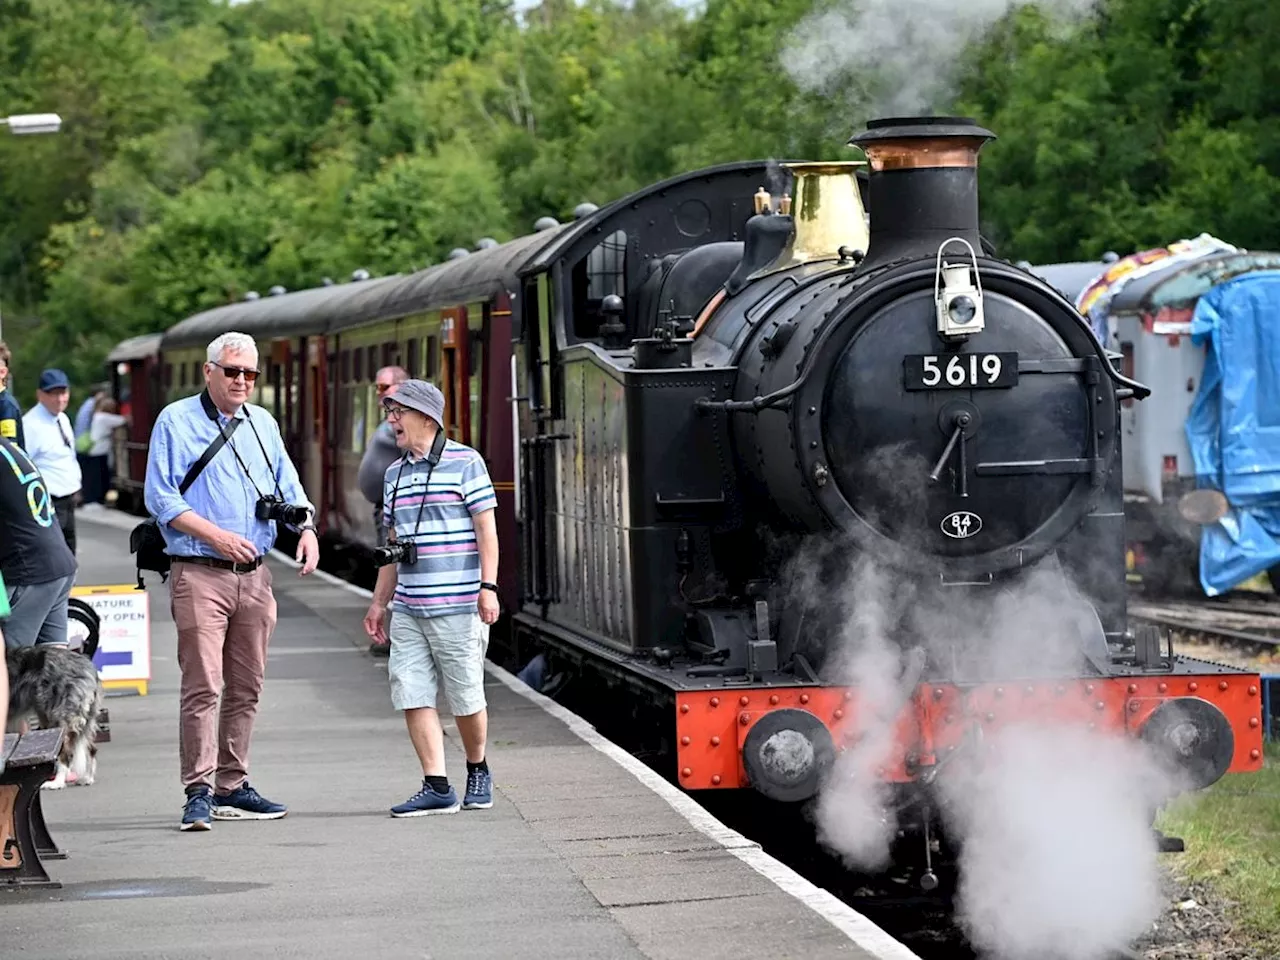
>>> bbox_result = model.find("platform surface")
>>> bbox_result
[0,508,918,960]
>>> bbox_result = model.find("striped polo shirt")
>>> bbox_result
[382,438,497,619]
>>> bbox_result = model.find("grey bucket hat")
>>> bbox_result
[382,378,445,426]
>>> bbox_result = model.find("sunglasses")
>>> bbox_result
[212,361,259,383]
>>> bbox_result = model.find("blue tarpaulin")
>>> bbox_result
[1185,270,1280,595]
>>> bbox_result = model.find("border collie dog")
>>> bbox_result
[5,644,103,789]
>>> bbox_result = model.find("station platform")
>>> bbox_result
[0,510,920,960]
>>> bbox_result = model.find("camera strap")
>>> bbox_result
[389,429,448,538]
[185,391,244,495]
[241,407,285,500]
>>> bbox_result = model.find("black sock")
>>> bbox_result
[467,759,488,775]
[424,775,449,794]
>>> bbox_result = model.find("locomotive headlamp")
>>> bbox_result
[934,237,985,342]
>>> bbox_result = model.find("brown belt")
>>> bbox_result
[171,555,263,574]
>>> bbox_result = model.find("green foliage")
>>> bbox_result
[4,0,1280,403]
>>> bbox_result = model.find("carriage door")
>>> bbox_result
[306,336,328,523]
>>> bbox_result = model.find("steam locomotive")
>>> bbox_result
[106,115,1264,882]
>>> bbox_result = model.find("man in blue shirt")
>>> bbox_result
[144,331,320,832]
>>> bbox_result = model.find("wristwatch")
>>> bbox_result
[479,582,498,593]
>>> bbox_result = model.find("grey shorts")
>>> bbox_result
[2,573,74,649]
[388,611,489,715]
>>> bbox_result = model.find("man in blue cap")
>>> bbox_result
[22,368,82,554]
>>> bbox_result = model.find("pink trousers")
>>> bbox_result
[169,561,277,794]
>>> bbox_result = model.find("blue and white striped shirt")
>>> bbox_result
[144,392,313,559]
[383,439,496,619]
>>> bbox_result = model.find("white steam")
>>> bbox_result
[941,723,1172,960]
[780,0,1098,117]
[787,545,1184,959]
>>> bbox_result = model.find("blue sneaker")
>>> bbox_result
[211,781,288,820]
[391,780,461,818]
[463,767,493,810]
[181,787,212,832]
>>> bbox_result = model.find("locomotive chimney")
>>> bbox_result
[848,116,995,271]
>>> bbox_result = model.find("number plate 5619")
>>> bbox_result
[903,352,1019,391]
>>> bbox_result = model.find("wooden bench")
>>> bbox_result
[0,728,66,889]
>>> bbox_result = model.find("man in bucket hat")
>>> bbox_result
[362,379,499,816]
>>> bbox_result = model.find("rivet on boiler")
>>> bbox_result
[711,775,722,785]
[834,709,844,720]
[800,694,810,705]
[994,687,1004,698]
[681,736,691,746]
[843,690,853,701]
[681,767,692,778]
[1095,701,1105,711]
[711,736,720,746]
[945,713,954,724]
[1188,682,1198,692]
[740,696,750,706]
[1158,682,1168,693]
[1025,686,1034,695]
[739,712,750,726]
[680,704,689,714]
[1128,684,1138,694]
[1085,684,1095,694]
[933,688,944,700]
[710,697,720,707]
[985,712,995,722]
[1251,749,1261,760]
[1250,717,1259,728]
[1249,685,1259,696]
[770,695,779,705]
[1219,681,1229,691]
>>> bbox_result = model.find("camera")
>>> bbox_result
[255,494,311,527]
[372,539,417,568]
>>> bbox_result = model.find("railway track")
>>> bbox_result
[1128,590,1280,655]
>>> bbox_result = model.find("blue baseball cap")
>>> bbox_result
[38,368,70,391]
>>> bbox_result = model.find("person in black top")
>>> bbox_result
[0,436,77,648]
[0,341,24,449]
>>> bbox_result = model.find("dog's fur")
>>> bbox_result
[6,645,103,789]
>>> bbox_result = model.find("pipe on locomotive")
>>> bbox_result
[849,115,996,271]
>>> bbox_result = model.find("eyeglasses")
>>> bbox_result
[384,404,410,420]
[212,361,259,383]
[375,382,395,394]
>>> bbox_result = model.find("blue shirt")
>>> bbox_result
[73,396,96,438]
[144,392,313,559]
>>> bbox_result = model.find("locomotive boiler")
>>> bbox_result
[506,115,1265,870]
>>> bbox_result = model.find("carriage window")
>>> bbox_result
[353,347,364,382]
[383,341,399,369]
[469,329,484,449]
[407,338,421,378]
[367,345,378,379]
[572,229,627,339]
[425,336,438,379]
[340,349,351,384]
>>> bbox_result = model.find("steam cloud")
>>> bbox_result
[784,542,1185,959]
[779,0,1098,118]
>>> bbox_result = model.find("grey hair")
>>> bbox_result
[207,332,259,364]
